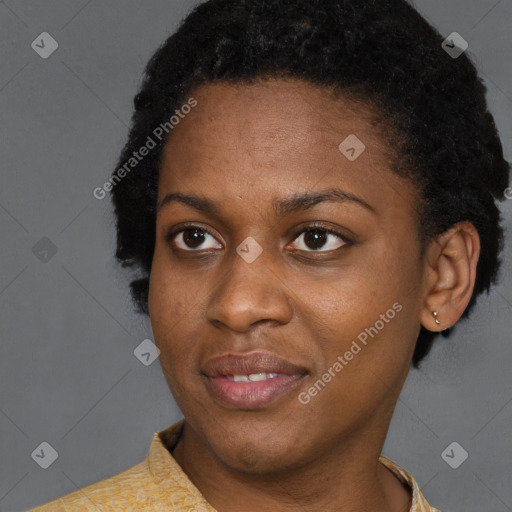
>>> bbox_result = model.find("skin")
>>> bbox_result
[148,78,480,512]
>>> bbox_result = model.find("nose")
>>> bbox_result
[206,247,293,332]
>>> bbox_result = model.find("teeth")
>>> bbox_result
[233,374,250,382]
[248,372,277,381]
[228,373,279,382]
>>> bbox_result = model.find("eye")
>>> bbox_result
[289,225,348,253]
[166,223,350,253]
[167,225,222,251]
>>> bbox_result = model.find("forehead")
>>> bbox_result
[158,79,417,218]
[165,78,389,161]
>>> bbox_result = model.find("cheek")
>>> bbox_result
[148,252,201,327]
[148,281,196,401]
[148,264,201,377]
[306,251,420,369]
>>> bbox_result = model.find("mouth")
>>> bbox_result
[202,352,308,409]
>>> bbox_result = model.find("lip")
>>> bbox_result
[202,351,308,409]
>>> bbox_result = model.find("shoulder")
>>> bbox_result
[27,458,155,511]
[379,455,443,512]
[27,422,209,512]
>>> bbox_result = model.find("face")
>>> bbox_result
[148,79,428,473]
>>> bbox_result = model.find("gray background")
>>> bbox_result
[0,1,510,511]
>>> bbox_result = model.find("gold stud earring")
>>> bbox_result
[432,311,440,325]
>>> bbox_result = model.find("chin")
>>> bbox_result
[214,439,301,475]
[204,419,308,474]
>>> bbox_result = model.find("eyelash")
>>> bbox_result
[165,222,352,254]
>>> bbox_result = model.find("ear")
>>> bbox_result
[420,222,480,332]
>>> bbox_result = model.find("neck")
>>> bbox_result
[171,415,411,512]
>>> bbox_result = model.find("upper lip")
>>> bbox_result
[202,351,307,377]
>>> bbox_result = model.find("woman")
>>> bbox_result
[30,0,510,510]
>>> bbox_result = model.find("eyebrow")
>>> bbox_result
[157,188,376,216]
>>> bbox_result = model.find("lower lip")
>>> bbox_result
[204,374,305,409]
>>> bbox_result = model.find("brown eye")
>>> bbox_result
[167,226,222,251]
[182,228,207,249]
[291,227,347,252]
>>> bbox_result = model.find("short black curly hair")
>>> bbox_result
[110,0,510,368]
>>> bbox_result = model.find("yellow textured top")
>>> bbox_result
[29,420,441,511]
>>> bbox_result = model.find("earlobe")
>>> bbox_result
[420,222,480,332]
